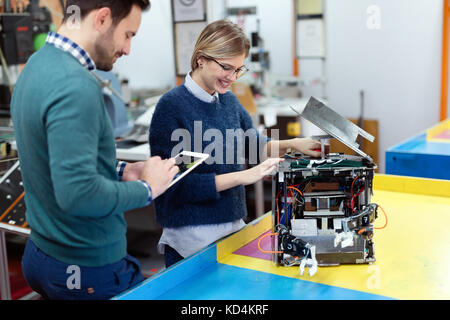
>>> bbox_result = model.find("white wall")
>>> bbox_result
[113,0,175,90]
[113,0,294,89]
[227,0,444,172]
[113,0,444,173]
[325,0,443,172]
[226,0,294,75]
[113,0,227,90]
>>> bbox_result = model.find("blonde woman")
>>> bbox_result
[149,20,320,267]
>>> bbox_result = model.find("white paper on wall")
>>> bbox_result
[175,21,208,75]
[173,0,205,22]
[297,19,325,58]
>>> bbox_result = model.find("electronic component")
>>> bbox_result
[0,13,34,65]
[0,4,53,114]
[0,12,34,115]
[30,2,52,36]
[271,97,379,275]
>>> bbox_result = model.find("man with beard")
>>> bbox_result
[10,0,179,300]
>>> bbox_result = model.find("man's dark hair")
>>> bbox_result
[62,0,151,24]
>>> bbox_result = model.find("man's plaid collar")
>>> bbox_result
[46,32,96,71]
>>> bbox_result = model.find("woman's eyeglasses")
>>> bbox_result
[208,58,249,79]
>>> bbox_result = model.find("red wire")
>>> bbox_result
[351,187,365,213]
[275,190,281,224]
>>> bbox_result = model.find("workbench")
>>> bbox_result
[386,119,450,180]
[0,161,30,300]
[114,174,450,300]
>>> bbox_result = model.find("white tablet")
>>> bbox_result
[168,151,209,188]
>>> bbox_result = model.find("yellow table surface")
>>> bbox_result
[218,174,450,300]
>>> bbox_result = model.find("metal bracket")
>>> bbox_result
[290,97,375,162]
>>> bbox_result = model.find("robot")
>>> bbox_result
[271,97,379,277]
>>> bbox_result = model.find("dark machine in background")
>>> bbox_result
[0,12,33,113]
[29,0,52,36]
[0,13,33,65]
[271,97,379,277]
[0,0,53,114]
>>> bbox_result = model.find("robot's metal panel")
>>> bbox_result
[300,235,367,266]
[291,97,375,162]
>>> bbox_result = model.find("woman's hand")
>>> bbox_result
[264,138,322,159]
[240,158,284,186]
[290,138,321,158]
[215,158,284,192]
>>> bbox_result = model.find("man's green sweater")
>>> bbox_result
[11,44,149,267]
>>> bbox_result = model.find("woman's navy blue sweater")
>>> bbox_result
[149,85,269,228]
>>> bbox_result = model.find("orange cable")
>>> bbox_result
[257,232,283,254]
[374,205,388,230]
[357,228,366,235]
[287,186,304,197]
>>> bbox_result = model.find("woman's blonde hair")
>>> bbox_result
[190,20,250,71]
